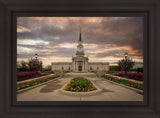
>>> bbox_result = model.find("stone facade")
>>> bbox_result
[51,28,109,72]
[51,62,72,72]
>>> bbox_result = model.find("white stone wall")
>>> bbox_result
[88,62,109,71]
[51,62,109,72]
[51,62,72,71]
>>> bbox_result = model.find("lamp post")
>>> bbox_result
[125,52,128,59]
[35,53,39,77]
[124,52,128,77]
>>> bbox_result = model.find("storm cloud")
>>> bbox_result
[17,17,143,66]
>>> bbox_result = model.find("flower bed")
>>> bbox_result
[17,71,50,81]
[103,75,143,90]
[64,77,96,92]
[117,71,143,81]
[17,71,41,78]
[17,75,59,91]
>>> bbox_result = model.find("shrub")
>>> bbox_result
[42,65,52,71]
[109,66,120,71]
[137,68,143,73]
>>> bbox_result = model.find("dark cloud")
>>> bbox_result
[94,49,126,58]
[17,17,143,65]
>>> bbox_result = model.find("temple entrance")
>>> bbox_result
[78,65,82,71]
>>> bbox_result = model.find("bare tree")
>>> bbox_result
[28,58,42,71]
[118,58,135,76]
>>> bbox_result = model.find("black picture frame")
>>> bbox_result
[0,0,160,118]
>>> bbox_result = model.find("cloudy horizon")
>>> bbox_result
[17,17,143,67]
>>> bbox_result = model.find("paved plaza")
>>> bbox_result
[17,73,143,101]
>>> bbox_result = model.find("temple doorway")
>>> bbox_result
[78,65,82,71]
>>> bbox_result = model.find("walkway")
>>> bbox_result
[17,73,143,101]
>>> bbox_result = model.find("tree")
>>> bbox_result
[17,61,21,72]
[118,58,135,76]
[28,58,42,71]
[43,65,52,71]
[109,66,120,71]
[17,60,29,72]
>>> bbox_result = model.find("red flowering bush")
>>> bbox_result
[17,71,41,78]
[118,71,143,81]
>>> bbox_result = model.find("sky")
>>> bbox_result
[17,17,143,67]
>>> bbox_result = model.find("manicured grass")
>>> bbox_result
[106,71,118,74]
[106,71,137,74]
[64,77,96,92]
[103,75,143,90]
[17,75,59,91]
[41,71,54,74]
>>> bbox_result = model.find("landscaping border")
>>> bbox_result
[17,76,61,94]
[106,74,143,84]
[17,74,55,85]
[59,78,102,97]
[101,77,143,94]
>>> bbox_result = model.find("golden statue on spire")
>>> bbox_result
[79,26,81,32]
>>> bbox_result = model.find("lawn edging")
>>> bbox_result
[17,76,60,94]
[59,78,102,97]
[103,78,143,94]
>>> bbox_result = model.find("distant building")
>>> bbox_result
[51,27,109,72]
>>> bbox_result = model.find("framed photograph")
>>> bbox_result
[0,0,160,118]
[16,16,144,102]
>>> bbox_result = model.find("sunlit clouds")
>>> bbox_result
[17,17,143,66]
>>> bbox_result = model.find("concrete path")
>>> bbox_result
[17,73,143,101]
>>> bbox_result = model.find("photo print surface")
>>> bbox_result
[17,17,143,101]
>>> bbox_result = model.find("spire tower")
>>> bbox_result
[76,26,84,56]
[79,26,82,41]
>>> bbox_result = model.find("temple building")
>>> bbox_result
[51,27,109,72]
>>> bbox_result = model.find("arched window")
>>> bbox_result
[69,67,70,70]
[97,67,99,70]
[62,66,64,70]
[90,67,92,70]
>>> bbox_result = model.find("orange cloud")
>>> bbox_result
[17,26,30,32]
[44,45,58,49]
[86,44,133,54]
[44,50,54,55]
